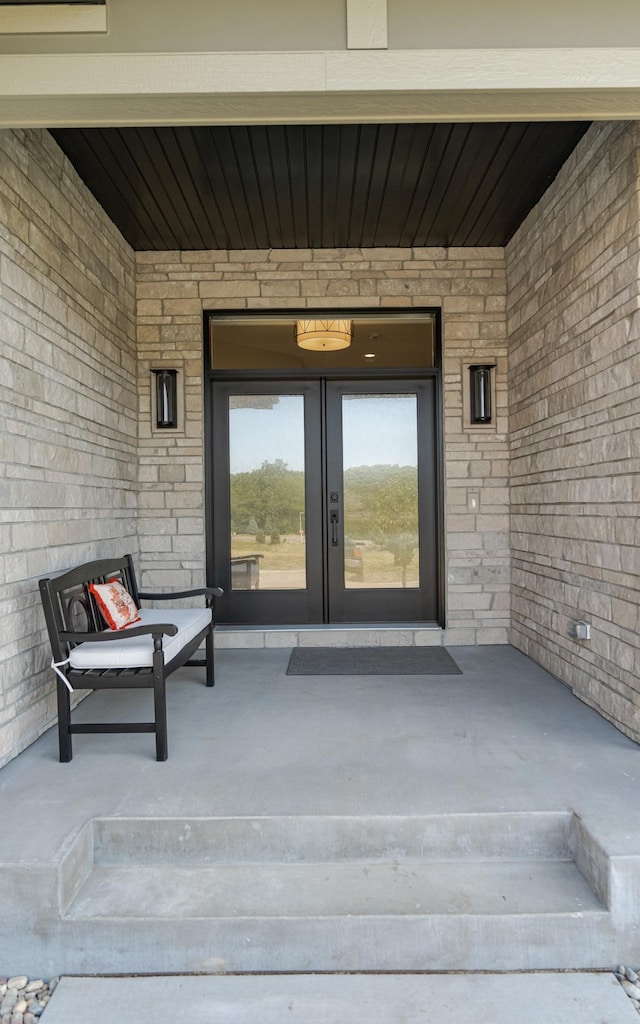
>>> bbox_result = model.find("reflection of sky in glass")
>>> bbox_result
[342,395,417,469]
[229,394,417,473]
[229,396,305,473]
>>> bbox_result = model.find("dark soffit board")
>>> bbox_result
[50,121,590,252]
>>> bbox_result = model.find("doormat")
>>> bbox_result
[286,646,462,676]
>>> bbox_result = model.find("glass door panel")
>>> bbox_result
[342,394,420,590]
[229,394,307,591]
[212,381,324,624]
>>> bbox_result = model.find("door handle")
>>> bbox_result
[330,509,339,547]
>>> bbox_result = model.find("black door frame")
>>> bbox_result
[203,307,446,627]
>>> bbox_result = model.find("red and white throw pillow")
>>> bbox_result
[89,580,141,631]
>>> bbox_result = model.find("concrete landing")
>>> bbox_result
[43,973,638,1024]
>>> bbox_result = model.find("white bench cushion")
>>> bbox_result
[68,608,211,671]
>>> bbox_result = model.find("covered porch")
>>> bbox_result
[3,113,640,766]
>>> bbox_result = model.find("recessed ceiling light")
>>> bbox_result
[364,353,376,358]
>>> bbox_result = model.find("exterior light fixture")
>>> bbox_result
[469,364,495,424]
[152,368,178,429]
[295,319,353,351]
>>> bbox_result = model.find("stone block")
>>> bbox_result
[260,281,301,297]
[326,279,360,296]
[159,464,186,483]
[443,628,477,645]
[270,249,313,262]
[374,630,414,646]
[264,631,300,648]
[477,628,510,644]
[177,517,204,534]
[443,296,486,313]
[413,630,444,646]
[199,280,260,298]
[139,535,173,553]
[215,631,265,649]
[172,534,204,555]
[300,280,329,296]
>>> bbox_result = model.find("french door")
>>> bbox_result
[210,378,440,625]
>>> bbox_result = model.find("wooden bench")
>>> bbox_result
[39,554,222,762]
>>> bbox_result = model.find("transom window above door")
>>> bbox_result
[207,313,438,372]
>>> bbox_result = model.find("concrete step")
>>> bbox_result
[65,810,602,921]
[68,856,603,918]
[42,973,639,1024]
[45,810,620,973]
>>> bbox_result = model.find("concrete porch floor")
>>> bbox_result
[1,644,639,980]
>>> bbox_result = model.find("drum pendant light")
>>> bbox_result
[295,319,353,351]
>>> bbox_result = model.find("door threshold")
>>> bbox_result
[216,623,442,632]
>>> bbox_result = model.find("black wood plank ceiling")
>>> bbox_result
[50,121,590,252]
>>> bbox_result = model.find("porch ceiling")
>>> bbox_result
[50,121,590,252]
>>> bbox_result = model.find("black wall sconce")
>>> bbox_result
[152,369,178,429]
[469,364,495,424]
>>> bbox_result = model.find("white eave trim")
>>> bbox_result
[0,48,640,126]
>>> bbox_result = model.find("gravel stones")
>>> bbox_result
[0,977,57,1024]
[617,966,640,1015]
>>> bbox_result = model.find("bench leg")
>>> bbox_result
[57,679,72,762]
[205,625,215,687]
[153,668,168,762]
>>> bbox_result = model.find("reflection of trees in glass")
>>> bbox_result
[229,395,280,410]
[230,459,304,543]
[345,464,419,587]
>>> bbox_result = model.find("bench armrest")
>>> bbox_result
[59,623,179,643]
[138,587,224,601]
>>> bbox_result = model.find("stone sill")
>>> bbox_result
[215,626,445,649]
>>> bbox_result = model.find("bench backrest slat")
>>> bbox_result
[39,554,139,660]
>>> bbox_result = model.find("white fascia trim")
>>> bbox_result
[0,4,106,34]
[1,48,640,125]
[327,48,640,91]
[0,48,638,96]
[0,50,327,95]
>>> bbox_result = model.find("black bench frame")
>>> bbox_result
[39,554,222,762]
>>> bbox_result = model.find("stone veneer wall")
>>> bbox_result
[507,121,640,743]
[0,129,137,767]
[136,247,510,645]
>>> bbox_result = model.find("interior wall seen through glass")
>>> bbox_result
[210,316,436,371]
